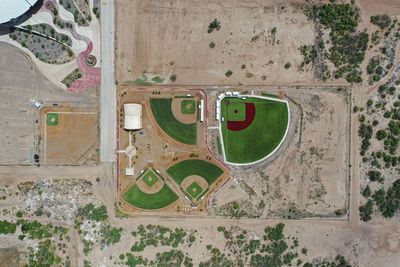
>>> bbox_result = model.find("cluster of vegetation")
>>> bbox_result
[200,224,350,267]
[77,204,108,221]
[121,250,193,267]
[366,56,386,83]
[130,75,165,86]
[199,224,302,266]
[358,83,400,164]
[93,7,100,19]
[130,224,196,252]
[360,179,400,221]
[74,204,122,254]
[308,2,368,83]
[299,45,317,66]
[119,225,196,266]
[59,0,90,26]
[303,255,351,267]
[23,24,72,46]
[117,223,351,267]
[47,5,75,31]
[372,179,400,218]
[0,219,69,266]
[26,239,63,267]
[9,28,74,64]
[370,14,392,30]
[17,220,68,240]
[357,75,400,221]
[225,70,233,77]
[0,220,16,234]
[62,68,82,88]
[207,19,221,33]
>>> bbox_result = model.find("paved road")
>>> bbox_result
[100,0,116,162]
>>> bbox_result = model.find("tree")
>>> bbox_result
[362,185,371,198]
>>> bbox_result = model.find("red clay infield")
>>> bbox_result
[227,103,256,131]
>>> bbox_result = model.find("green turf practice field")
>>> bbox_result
[150,98,197,145]
[46,113,59,126]
[167,159,223,186]
[181,99,196,114]
[227,102,246,121]
[221,96,289,164]
[123,184,178,210]
[186,182,203,199]
[142,170,159,187]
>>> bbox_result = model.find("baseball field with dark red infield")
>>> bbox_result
[220,96,289,164]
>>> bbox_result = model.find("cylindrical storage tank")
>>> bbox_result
[124,103,142,130]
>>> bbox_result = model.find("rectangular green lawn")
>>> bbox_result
[47,113,59,126]
[227,102,246,121]
[181,99,196,114]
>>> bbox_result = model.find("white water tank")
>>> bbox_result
[124,103,142,130]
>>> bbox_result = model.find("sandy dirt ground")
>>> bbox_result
[2,1,400,266]
[0,167,399,267]
[41,107,99,166]
[208,87,350,218]
[0,42,96,166]
[357,0,400,16]
[115,0,318,86]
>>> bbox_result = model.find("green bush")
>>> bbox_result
[371,14,392,29]
[0,220,16,234]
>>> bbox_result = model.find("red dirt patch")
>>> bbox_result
[227,103,256,131]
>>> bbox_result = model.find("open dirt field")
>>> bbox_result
[41,107,99,166]
[208,87,351,218]
[0,42,95,166]
[115,0,315,86]
[357,0,400,16]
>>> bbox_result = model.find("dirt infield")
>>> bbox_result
[41,107,99,166]
[227,103,255,131]
[171,98,197,124]
[115,0,315,85]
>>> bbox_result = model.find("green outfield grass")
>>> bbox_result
[221,97,289,164]
[166,159,223,186]
[142,170,159,187]
[46,113,59,126]
[186,182,203,199]
[150,98,197,145]
[181,99,196,114]
[227,102,246,121]
[123,184,178,210]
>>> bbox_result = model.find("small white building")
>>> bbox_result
[125,167,134,176]
[200,99,205,122]
[124,103,142,130]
